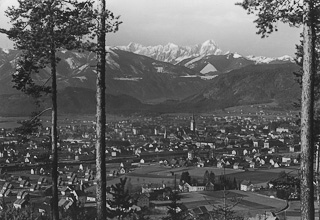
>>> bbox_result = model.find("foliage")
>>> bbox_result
[0,204,43,220]
[106,177,136,219]
[216,176,238,190]
[131,207,151,220]
[162,190,188,220]
[205,191,243,220]
[0,201,96,220]
[236,0,306,38]
[203,170,215,184]
[3,1,98,219]
[180,171,191,184]
[203,170,209,184]
[14,112,42,142]
[5,0,97,98]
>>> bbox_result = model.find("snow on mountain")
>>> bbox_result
[184,55,205,67]
[200,63,218,74]
[116,40,223,64]
[278,55,294,62]
[66,57,79,69]
[246,55,294,64]
[233,53,242,59]
[2,48,9,54]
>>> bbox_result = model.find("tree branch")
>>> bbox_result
[30,108,52,122]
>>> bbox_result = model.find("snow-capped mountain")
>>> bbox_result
[116,39,294,75]
[116,39,222,64]
[246,55,294,64]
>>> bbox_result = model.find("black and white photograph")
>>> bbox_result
[0,0,317,219]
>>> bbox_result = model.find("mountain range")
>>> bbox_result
[0,40,301,116]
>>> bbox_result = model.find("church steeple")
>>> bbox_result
[190,113,196,131]
[164,127,167,139]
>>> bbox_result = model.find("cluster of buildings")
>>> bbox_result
[0,113,302,216]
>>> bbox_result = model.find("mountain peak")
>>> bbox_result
[246,55,294,64]
[201,39,217,46]
[117,40,223,64]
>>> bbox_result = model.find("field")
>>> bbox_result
[109,164,245,187]
[177,190,287,218]
[223,166,300,184]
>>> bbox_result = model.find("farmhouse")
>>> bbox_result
[179,182,214,192]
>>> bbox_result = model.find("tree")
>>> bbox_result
[205,191,243,220]
[2,1,96,219]
[162,189,188,220]
[203,170,209,184]
[209,171,216,184]
[180,171,191,184]
[95,1,121,219]
[14,111,42,143]
[237,0,319,219]
[106,177,135,220]
[95,1,107,219]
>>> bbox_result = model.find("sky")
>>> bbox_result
[0,0,302,57]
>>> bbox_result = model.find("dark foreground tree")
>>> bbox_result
[2,1,95,219]
[162,189,188,220]
[237,0,319,218]
[106,177,135,219]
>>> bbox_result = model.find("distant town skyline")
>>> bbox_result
[0,0,302,57]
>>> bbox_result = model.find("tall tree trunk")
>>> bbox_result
[50,31,59,220]
[316,144,320,219]
[49,1,59,219]
[96,0,107,219]
[300,0,316,219]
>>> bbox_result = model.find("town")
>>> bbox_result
[0,107,304,219]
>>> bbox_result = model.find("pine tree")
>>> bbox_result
[209,171,216,184]
[203,170,209,184]
[2,1,96,219]
[180,171,191,184]
[95,1,121,219]
[163,189,188,220]
[237,1,320,218]
[106,177,135,220]
[96,1,107,219]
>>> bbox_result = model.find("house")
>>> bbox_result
[2,182,13,189]
[142,183,165,193]
[233,163,240,170]
[188,150,194,160]
[20,180,31,188]
[249,161,256,168]
[58,198,74,210]
[217,161,225,168]
[13,199,28,209]
[179,182,214,192]
[17,191,29,200]
[289,145,301,152]
[119,162,131,174]
[30,168,39,175]
[71,190,87,206]
[68,175,78,185]
[0,188,11,197]
[29,184,40,192]
[60,186,73,196]
[240,180,253,191]
[119,167,128,174]
[273,162,280,168]
[38,177,47,185]
[84,174,94,181]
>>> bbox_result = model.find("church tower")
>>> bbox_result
[190,113,196,131]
